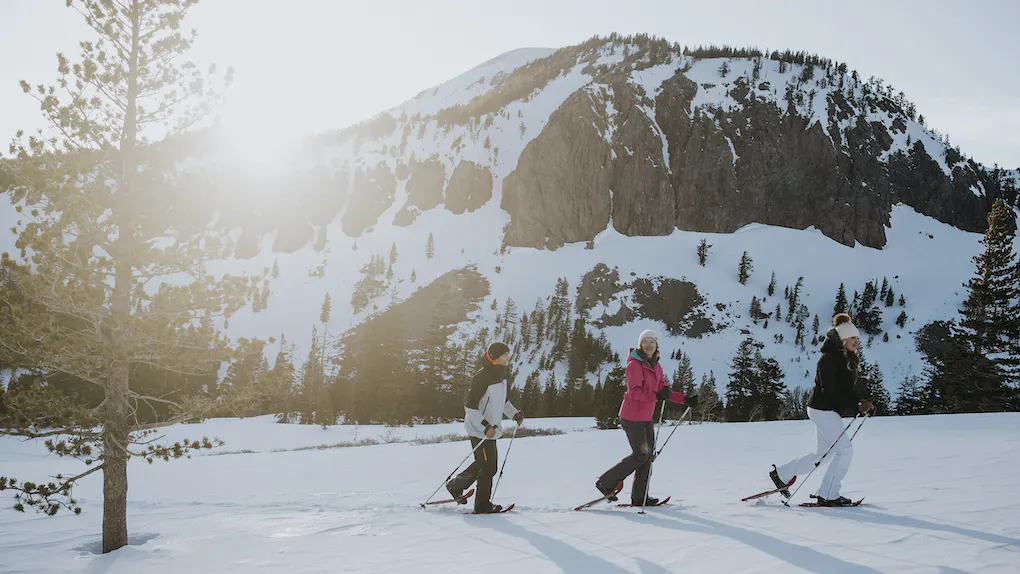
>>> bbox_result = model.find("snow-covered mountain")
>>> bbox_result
[7,35,1020,396]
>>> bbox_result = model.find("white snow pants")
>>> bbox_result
[776,407,853,500]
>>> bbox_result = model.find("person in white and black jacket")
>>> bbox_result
[769,314,876,506]
[446,342,523,514]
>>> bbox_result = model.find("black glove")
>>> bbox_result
[683,394,700,410]
[656,386,673,401]
[513,412,524,425]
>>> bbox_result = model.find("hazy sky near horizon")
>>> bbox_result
[1,0,1018,167]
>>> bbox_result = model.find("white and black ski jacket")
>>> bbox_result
[464,362,519,440]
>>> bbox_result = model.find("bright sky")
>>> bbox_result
[1,0,1018,168]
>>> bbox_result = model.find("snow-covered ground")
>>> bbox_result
[3,413,1019,573]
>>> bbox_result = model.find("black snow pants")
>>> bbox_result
[598,418,656,504]
[448,437,498,512]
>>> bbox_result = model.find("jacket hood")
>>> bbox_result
[629,348,659,366]
[820,328,845,354]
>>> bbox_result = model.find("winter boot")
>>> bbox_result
[631,496,661,506]
[595,479,622,502]
[473,503,503,514]
[770,465,793,498]
[445,481,468,505]
[810,494,853,506]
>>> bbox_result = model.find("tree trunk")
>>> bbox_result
[101,361,130,553]
[103,0,141,554]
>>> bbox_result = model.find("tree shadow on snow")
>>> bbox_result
[616,511,883,574]
[816,508,1020,551]
[467,516,635,573]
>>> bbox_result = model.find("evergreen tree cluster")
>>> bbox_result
[893,199,1020,414]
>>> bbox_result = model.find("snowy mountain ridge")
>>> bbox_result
[4,35,1018,399]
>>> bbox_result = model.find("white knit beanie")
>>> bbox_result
[834,321,861,341]
[638,329,658,347]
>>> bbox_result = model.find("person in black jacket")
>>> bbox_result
[768,314,876,506]
[445,342,523,514]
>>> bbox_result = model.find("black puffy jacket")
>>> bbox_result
[806,329,865,415]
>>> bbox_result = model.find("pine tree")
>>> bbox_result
[694,372,723,422]
[896,311,907,328]
[389,242,398,265]
[594,366,626,429]
[893,376,930,415]
[885,287,895,307]
[834,283,848,316]
[880,277,889,300]
[0,0,246,552]
[767,271,777,297]
[899,294,906,307]
[738,251,753,285]
[812,314,820,337]
[541,372,559,417]
[425,233,435,259]
[774,303,782,323]
[957,198,1020,385]
[856,281,883,335]
[786,277,804,324]
[410,269,417,283]
[521,371,542,415]
[749,296,763,322]
[697,239,711,266]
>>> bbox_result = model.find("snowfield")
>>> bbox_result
[2,413,1019,573]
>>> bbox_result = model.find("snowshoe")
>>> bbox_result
[809,494,854,507]
[631,496,661,507]
[473,503,504,514]
[770,465,792,498]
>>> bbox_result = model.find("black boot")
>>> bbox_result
[810,494,853,506]
[595,479,621,502]
[473,503,503,514]
[631,496,660,506]
[770,465,792,498]
[445,480,468,505]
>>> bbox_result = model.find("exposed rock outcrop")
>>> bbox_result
[342,163,397,237]
[444,160,493,215]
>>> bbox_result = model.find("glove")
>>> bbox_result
[485,425,496,438]
[683,394,699,410]
[655,386,673,401]
[513,412,524,426]
[858,399,876,415]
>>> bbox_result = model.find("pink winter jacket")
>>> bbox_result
[618,349,686,422]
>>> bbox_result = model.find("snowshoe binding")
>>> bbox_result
[809,494,854,507]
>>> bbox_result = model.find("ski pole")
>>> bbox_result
[654,405,693,458]
[420,434,488,508]
[849,412,870,441]
[490,423,519,501]
[782,413,864,508]
[639,400,668,513]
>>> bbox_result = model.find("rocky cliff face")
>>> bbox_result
[499,62,1008,250]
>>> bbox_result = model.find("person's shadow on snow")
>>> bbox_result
[466,515,641,574]
[614,510,883,574]
[813,507,1020,549]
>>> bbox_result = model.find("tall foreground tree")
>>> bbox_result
[957,198,1020,384]
[0,0,253,553]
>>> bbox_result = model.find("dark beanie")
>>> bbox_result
[487,341,511,359]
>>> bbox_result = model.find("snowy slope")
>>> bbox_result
[2,413,1019,573]
[1,38,1012,398]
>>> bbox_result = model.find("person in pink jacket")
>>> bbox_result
[595,329,697,505]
